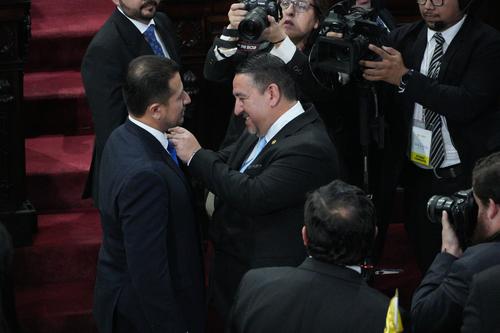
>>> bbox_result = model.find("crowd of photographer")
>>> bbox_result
[80,0,500,332]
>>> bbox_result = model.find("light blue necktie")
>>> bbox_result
[240,137,267,173]
[166,140,179,166]
[144,25,165,57]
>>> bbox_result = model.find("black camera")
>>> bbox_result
[313,4,387,75]
[427,189,478,249]
[238,0,281,41]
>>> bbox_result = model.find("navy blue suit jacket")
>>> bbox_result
[94,120,205,333]
[82,8,181,206]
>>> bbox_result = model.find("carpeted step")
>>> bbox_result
[14,210,101,286]
[24,70,92,136]
[16,281,97,333]
[374,223,422,310]
[26,134,94,211]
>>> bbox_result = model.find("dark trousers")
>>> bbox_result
[403,162,470,273]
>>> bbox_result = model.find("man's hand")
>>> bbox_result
[228,3,248,29]
[360,44,409,86]
[167,127,201,164]
[441,211,463,258]
[261,15,287,44]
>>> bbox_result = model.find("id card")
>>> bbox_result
[411,126,432,167]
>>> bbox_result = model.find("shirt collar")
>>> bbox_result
[128,115,170,151]
[263,101,305,142]
[117,5,155,34]
[426,14,466,47]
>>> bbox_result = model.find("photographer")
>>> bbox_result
[359,0,500,271]
[204,0,333,147]
[411,152,500,333]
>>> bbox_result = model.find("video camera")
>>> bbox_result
[238,0,281,41]
[313,0,387,76]
[427,189,479,249]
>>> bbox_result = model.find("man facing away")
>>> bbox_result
[227,180,392,333]
[94,55,205,333]
[168,53,339,320]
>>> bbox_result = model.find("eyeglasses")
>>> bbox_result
[416,0,444,7]
[279,0,319,13]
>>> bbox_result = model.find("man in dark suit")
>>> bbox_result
[94,55,205,333]
[461,264,500,333]
[169,53,339,320]
[360,0,500,271]
[411,152,500,333]
[81,0,180,207]
[227,180,391,333]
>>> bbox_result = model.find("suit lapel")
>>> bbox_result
[124,120,192,192]
[410,25,428,71]
[111,9,155,57]
[229,133,258,170]
[154,15,180,64]
[439,16,471,81]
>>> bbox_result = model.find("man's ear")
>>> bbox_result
[149,103,162,120]
[487,198,499,221]
[266,83,281,107]
[302,226,309,247]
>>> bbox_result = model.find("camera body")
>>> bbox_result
[238,0,281,41]
[314,5,387,75]
[427,189,478,249]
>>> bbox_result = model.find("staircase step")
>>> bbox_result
[26,135,94,211]
[14,210,101,286]
[16,281,97,333]
[24,71,84,101]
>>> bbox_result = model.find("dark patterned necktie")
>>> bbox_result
[144,25,165,57]
[424,32,445,168]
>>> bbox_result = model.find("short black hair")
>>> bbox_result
[123,55,180,117]
[304,180,376,265]
[235,53,297,101]
[472,151,500,205]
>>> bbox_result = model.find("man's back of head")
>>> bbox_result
[304,179,376,266]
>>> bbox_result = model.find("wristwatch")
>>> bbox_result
[398,69,415,93]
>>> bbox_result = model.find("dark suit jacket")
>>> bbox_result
[189,104,338,313]
[228,257,390,333]
[386,15,500,175]
[94,120,205,333]
[81,8,180,206]
[461,264,500,333]
[411,240,500,333]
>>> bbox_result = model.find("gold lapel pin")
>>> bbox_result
[271,139,277,145]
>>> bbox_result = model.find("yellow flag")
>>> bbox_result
[384,289,403,333]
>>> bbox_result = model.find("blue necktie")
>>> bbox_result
[240,137,267,173]
[144,25,165,57]
[166,140,179,166]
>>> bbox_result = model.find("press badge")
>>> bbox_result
[411,126,432,167]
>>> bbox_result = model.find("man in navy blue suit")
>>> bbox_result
[93,55,205,333]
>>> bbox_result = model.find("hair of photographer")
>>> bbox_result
[472,151,500,205]
[303,179,377,266]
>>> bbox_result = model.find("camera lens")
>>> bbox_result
[238,7,269,41]
[426,195,454,224]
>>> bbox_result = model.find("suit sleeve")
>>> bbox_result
[118,168,185,333]
[398,27,500,123]
[411,252,469,333]
[461,275,484,333]
[189,137,337,216]
[81,40,129,159]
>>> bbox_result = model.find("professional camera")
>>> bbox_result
[427,189,478,249]
[238,0,281,41]
[312,2,387,75]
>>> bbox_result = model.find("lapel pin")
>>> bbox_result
[271,139,277,145]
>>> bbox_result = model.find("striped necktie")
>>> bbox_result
[424,32,445,168]
[144,24,165,57]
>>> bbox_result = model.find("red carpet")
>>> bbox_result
[16,0,422,331]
